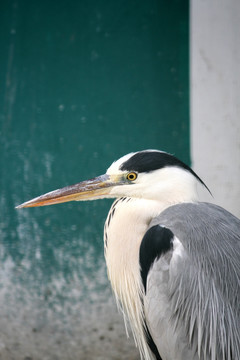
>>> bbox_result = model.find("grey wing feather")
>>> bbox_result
[146,202,240,360]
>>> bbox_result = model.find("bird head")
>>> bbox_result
[16,150,210,209]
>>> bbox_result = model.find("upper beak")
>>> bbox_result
[16,174,123,209]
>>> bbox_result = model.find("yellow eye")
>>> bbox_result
[126,172,138,181]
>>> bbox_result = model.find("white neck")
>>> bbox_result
[104,198,173,360]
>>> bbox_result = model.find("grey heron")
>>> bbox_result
[16,150,240,360]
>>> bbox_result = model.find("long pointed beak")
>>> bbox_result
[16,174,122,209]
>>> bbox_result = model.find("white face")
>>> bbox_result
[106,151,199,203]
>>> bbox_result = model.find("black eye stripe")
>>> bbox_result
[120,151,211,194]
[121,151,187,173]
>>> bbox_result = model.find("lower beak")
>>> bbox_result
[16,174,119,208]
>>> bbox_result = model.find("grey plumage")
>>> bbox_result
[146,202,240,360]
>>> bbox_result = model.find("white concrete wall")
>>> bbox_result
[190,0,240,217]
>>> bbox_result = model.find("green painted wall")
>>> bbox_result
[0,1,189,358]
